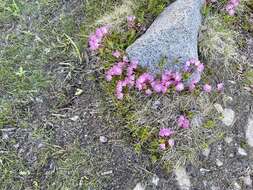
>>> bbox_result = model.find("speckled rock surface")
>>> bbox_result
[126,0,205,74]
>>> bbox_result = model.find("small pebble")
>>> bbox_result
[70,115,79,121]
[233,182,241,190]
[216,159,223,167]
[243,175,252,186]
[238,147,247,156]
[246,115,253,147]
[133,183,146,190]
[151,175,159,186]
[174,166,191,190]
[2,133,8,140]
[99,136,108,143]
[202,148,210,157]
[101,170,113,175]
[222,108,235,126]
[200,168,210,174]
[224,136,233,144]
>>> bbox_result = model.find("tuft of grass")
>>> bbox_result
[199,15,239,67]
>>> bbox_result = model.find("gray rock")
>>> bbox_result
[224,136,233,144]
[174,166,191,190]
[151,175,159,186]
[216,159,223,167]
[246,114,253,147]
[238,147,248,156]
[222,108,235,126]
[243,175,252,187]
[202,147,211,157]
[133,183,146,190]
[99,136,108,144]
[127,0,205,76]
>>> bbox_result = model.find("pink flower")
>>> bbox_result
[188,83,196,92]
[112,50,121,58]
[95,29,104,40]
[178,115,190,129]
[105,74,112,81]
[160,143,166,150]
[173,72,182,82]
[194,60,201,67]
[203,84,212,93]
[217,83,224,92]
[88,26,110,51]
[145,89,152,96]
[225,0,240,16]
[197,64,204,72]
[100,26,109,35]
[184,58,204,74]
[127,15,136,28]
[127,15,136,23]
[231,0,240,7]
[228,8,235,16]
[115,80,127,100]
[175,83,184,92]
[105,62,127,81]
[123,56,129,63]
[136,73,154,91]
[151,81,163,93]
[159,128,174,137]
[168,139,175,147]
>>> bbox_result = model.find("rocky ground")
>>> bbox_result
[0,0,252,189]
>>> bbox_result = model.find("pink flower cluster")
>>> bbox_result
[184,58,204,73]
[127,15,136,29]
[105,53,225,100]
[184,58,205,91]
[106,56,208,99]
[88,26,109,51]
[136,71,186,95]
[159,115,191,150]
[208,0,240,16]
[203,82,224,93]
[225,0,240,16]
[106,55,138,99]
[177,115,190,129]
[159,128,175,150]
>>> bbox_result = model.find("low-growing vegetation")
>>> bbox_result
[0,0,252,189]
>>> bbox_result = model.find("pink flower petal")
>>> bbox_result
[160,143,166,150]
[159,128,174,137]
[203,84,212,93]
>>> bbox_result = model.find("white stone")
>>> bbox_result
[99,136,108,143]
[70,115,79,121]
[133,183,146,190]
[202,148,210,157]
[246,114,253,147]
[101,170,113,175]
[233,182,241,190]
[224,136,233,144]
[151,175,159,186]
[238,147,248,156]
[174,166,191,190]
[211,185,220,190]
[243,175,252,186]
[222,109,235,126]
[216,159,223,167]
[200,168,210,174]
